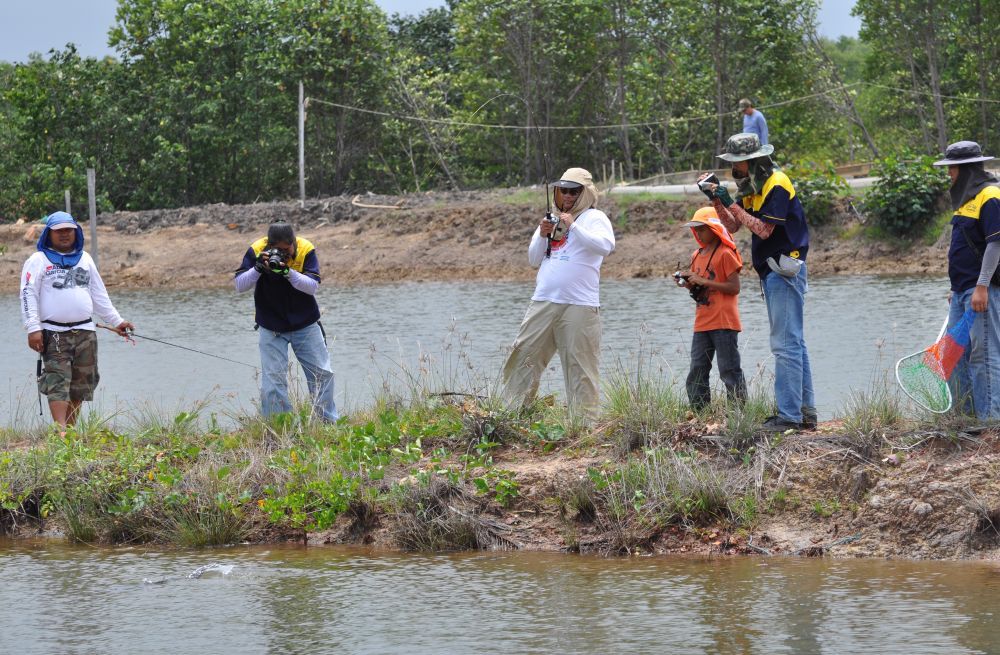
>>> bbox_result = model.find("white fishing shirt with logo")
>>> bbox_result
[20,251,122,333]
[527,208,616,307]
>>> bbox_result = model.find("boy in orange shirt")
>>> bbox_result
[675,206,747,410]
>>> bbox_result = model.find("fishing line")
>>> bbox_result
[96,324,260,370]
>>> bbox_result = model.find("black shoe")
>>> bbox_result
[801,408,818,430]
[760,415,801,431]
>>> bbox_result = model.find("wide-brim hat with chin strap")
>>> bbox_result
[933,140,994,166]
[717,132,774,162]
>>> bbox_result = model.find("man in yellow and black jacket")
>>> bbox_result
[699,133,816,432]
[934,140,1000,419]
[235,222,338,422]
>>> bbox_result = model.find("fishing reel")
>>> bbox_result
[673,268,710,306]
[545,212,567,242]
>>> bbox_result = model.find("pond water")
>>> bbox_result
[1,541,998,654]
[1,275,946,427]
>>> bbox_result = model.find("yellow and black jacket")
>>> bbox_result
[237,236,322,332]
[740,170,810,277]
[949,186,1000,293]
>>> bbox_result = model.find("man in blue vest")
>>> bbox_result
[234,222,338,422]
[934,140,1000,419]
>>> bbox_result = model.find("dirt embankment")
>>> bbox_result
[0,189,948,292]
[320,428,1000,560]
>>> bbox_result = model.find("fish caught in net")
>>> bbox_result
[895,309,976,413]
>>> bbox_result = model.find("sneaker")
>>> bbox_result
[760,415,801,431]
[801,408,818,430]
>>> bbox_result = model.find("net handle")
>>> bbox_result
[933,313,949,342]
[893,312,953,414]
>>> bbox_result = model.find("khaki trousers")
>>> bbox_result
[501,300,602,417]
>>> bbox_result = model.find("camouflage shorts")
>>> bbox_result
[38,329,100,402]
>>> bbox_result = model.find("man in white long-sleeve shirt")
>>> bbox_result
[20,212,133,427]
[501,167,616,419]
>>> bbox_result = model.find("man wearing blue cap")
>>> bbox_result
[19,211,134,427]
[933,140,1000,419]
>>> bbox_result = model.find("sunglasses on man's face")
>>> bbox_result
[558,186,583,196]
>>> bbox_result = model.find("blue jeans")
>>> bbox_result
[948,286,1000,419]
[762,264,815,423]
[259,322,338,422]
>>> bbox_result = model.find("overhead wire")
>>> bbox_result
[306,83,867,131]
[309,80,1000,132]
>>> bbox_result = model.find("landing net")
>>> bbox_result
[894,309,976,414]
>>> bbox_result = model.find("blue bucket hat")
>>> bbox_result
[37,211,85,267]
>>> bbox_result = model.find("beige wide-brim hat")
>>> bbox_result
[552,167,592,189]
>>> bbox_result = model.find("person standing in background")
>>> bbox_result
[739,98,769,146]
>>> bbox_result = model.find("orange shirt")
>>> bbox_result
[691,244,742,332]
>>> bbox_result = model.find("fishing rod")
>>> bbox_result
[96,324,259,369]
[467,92,556,256]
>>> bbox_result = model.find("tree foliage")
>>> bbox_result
[0,0,992,218]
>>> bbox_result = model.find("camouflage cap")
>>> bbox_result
[717,132,774,162]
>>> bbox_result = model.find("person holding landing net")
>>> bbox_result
[932,141,1000,419]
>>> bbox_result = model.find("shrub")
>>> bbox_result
[863,154,949,235]
[783,160,849,225]
[389,478,482,551]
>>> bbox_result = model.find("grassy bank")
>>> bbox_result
[1,359,998,557]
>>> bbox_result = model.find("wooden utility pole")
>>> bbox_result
[298,81,306,208]
[64,190,71,214]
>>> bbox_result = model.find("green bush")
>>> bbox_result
[863,154,949,235]
[783,160,849,225]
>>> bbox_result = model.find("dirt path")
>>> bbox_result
[0,190,948,292]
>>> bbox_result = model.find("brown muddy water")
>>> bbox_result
[1,540,999,654]
[2,275,946,427]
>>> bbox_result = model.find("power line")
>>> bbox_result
[860,81,1000,105]
[307,83,866,132]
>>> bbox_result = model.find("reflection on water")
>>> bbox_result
[1,541,998,654]
[1,275,948,427]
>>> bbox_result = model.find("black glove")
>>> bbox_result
[253,251,268,274]
[714,184,735,207]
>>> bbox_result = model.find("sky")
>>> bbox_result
[0,0,861,63]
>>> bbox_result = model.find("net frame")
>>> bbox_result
[894,315,952,414]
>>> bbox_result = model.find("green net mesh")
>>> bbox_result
[895,352,952,413]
